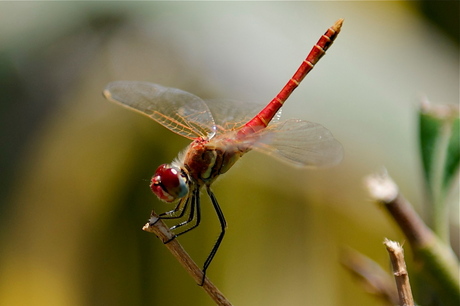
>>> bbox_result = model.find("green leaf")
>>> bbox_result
[419,101,459,241]
[419,102,459,197]
[419,111,441,190]
[444,117,459,190]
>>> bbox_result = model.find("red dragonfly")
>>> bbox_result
[104,19,343,283]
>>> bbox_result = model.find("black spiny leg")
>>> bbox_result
[200,186,227,286]
[163,187,201,244]
[159,196,190,220]
[171,187,201,237]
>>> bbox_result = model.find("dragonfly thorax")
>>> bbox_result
[150,164,189,202]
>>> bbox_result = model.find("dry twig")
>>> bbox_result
[143,211,233,306]
[383,239,415,306]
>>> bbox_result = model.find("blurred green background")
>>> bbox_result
[0,1,458,306]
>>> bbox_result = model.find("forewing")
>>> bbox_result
[246,119,343,168]
[204,99,282,133]
[104,81,216,139]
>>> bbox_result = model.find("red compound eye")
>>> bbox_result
[150,164,188,202]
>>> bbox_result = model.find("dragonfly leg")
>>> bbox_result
[163,188,202,244]
[159,197,189,220]
[158,197,190,244]
[169,190,197,231]
[200,186,227,286]
[169,188,201,236]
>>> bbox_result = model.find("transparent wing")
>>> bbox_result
[204,99,282,133]
[243,119,343,168]
[104,81,216,139]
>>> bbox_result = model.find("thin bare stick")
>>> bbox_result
[341,248,398,305]
[142,211,233,306]
[383,239,415,306]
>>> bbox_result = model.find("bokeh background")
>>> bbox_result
[0,1,458,306]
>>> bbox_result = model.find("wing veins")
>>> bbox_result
[152,111,203,138]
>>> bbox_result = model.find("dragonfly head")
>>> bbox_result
[150,164,189,202]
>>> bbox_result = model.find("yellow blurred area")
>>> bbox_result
[0,1,458,306]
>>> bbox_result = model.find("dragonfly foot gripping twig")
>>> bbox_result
[143,211,233,306]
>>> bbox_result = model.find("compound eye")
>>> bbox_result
[150,164,188,202]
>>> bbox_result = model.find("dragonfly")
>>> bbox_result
[104,19,343,284]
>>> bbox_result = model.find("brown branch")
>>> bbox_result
[142,211,232,306]
[383,239,415,306]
